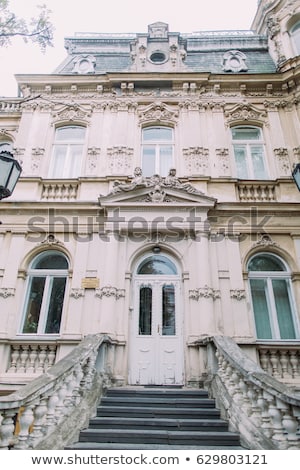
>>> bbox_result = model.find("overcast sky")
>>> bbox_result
[0,0,258,97]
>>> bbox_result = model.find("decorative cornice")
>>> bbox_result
[189,285,220,301]
[95,286,125,300]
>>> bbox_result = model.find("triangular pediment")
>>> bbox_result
[99,172,216,208]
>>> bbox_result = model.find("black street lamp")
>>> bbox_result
[292,163,300,192]
[0,151,22,200]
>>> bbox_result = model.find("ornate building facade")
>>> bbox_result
[1,0,300,394]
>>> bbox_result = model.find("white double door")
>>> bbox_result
[129,277,184,385]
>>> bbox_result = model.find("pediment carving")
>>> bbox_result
[138,102,179,125]
[99,167,216,207]
[51,104,92,125]
[224,102,267,126]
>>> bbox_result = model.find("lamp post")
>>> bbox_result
[292,163,300,192]
[0,151,22,200]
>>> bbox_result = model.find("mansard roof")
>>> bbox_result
[55,22,276,76]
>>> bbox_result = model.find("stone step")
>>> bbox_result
[97,405,221,419]
[100,396,216,408]
[65,387,242,450]
[89,416,229,431]
[77,428,241,446]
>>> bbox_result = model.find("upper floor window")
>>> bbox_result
[141,126,174,177]
[248,253,298,340]
[290,21,300,55]
[49,126,86,178]
[21,251,69,335]
[231,126,268,179]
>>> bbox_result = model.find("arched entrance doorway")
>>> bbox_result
[129,253,184,385]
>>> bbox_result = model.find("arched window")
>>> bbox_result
[21,251,69,334]
[290,21,300,55]
[248,253,298,340]
[137,254,178,275]
[141,126,174,177]
[231,126,268,179]
[49,125,86,178]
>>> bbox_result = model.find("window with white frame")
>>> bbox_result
[49,126,86,178]
[141,126,174,177]
[21,251,69,335]
[290,21,300,56]
[231,126,268,179]
[248,253,298,340]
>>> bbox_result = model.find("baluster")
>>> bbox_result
[14,405,34,449]
[55,380,68,424]
[27,345,38,373]
[239,378,252,416]
[8,344,20,372]
[29,398,48,444]
[37,345,47,373]
[0,409,17,449]
[47,345,56,368]
[64,371,77,414]
[247,384,261,426]
[45,390,59,429]
[269,350,280,378]
[259,350,269,373]
[289,351,300,378]
[232,370,243,404]
[20,345,30,373]
[278,400,299,449]
[278,350,289,379]
[267,396,286,449]
[257,390,273,438]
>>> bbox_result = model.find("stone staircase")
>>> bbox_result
[66,387,244,450]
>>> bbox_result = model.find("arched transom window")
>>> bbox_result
[248,253,298,340]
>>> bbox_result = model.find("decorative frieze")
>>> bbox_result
[189,286,221,301]
[95,286,125,300]
[183,147,209,176]
[86,147,101,175]
[0,288,15,298]
[216,148,231,176]
[274,148,291,176]
[70,288,85,299]
[31,147,45,174]
[230,289,246,301]
[107,146,133,175]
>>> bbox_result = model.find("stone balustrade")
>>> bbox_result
[0,101,21,113]
[6,343,57,375]
[0,334,113,450]
[237,182,276,202]
[41,181,79,200]
[257,345,300,382]
[203,336,300,450]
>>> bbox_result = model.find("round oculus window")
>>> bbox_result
[149,51,167,64]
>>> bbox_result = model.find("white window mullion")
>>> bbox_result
[37,276,52,334]
[267,277,281,339]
